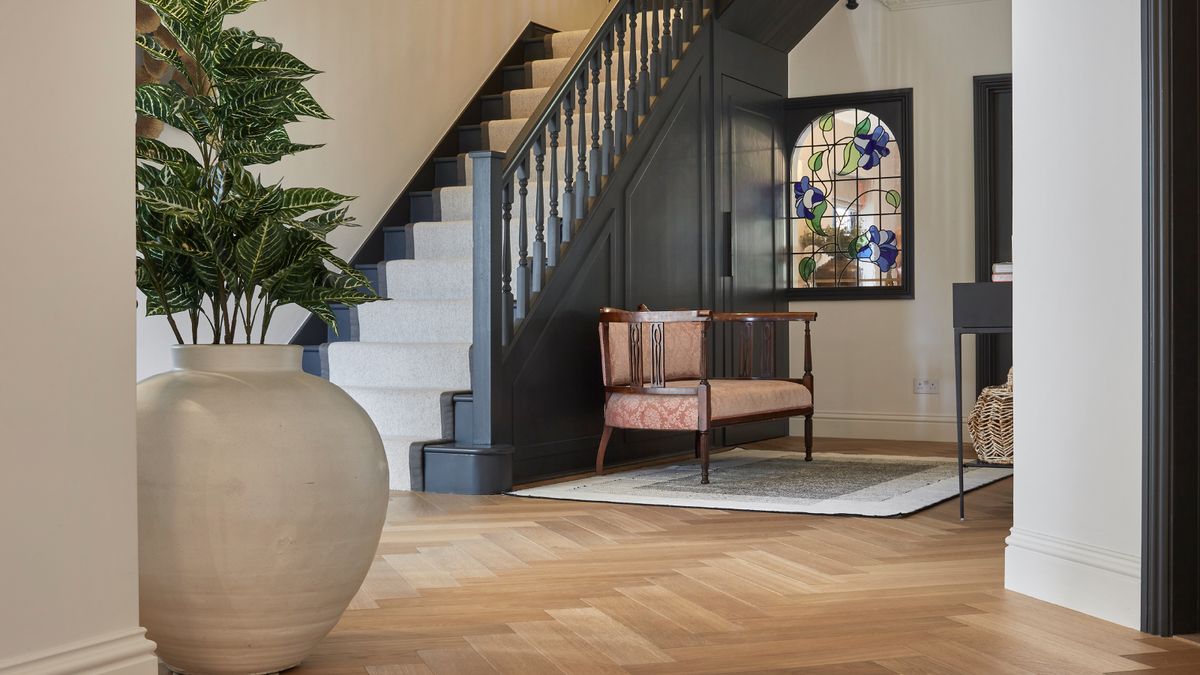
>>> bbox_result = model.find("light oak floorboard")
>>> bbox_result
[292,437,1197,674]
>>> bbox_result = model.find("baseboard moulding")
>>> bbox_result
[0,628,158,675]
[1004,526,1141,629]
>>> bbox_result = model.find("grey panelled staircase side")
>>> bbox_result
[431,0,714,491]
[323,29,595,491]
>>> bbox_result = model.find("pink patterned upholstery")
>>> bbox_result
[604,379,812,431]
[600,321,705,386]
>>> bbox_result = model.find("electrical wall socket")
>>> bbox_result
[914,378,940,394]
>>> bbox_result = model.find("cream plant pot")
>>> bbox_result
[137,345,389,674]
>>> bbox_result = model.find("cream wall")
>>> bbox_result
[785,0,1012,441]
[0,1,158,672]
[137,0,608,380]
[1004,0,1142,629]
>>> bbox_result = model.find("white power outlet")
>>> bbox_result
[914,378,940,394]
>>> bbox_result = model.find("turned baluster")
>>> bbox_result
[589,50,602,196]
[500,181,514,342]
[615,12,628,155]
[602,32,614,176]
[627,7,641,135]
[672,0,684,58]
[639,0,650,113]
[514,157,530,321]
[682,0,692,43]
[547,109,561,266]
[651,0,661,96]
[562,89,575,240]
[532,134,546,292]
[575,73,589,222]
[660,0,672,76]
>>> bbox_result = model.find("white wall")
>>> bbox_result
[1004,0,1142,629]
[0,1,158,672]
[786,0,1012,441]
[136,0,608,380]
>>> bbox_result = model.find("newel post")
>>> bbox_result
[470,151,505,446]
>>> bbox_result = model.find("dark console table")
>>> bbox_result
[952,282,1013,519]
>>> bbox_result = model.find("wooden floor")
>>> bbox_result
[295,438,1200,674]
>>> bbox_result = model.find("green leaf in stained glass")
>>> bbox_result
[885,189,901,209]
[818,113,834,132]
[838,142,862,175]
[847,232,868,257]
[853,117,872,136]
[798,256,817,283]
[808,151,823,172]
[806,201,829,236]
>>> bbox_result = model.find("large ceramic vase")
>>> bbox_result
[137,345,389,674]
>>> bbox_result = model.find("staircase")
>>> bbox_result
[319,28,597,491]
[301,0,712,492]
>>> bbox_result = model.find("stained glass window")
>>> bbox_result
[785,90,913,299]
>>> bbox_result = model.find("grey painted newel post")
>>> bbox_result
[470,151,504,447]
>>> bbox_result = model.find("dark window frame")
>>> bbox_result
[783,88,915,301]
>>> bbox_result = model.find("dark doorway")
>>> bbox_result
[1142,0,1200,637]
[973,74,1012,394]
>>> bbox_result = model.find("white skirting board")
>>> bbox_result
[790,410,966,442]
[0,628,158,675]
[1004,527,1141,629]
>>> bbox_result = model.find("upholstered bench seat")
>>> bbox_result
[605,379,813,431]
[596,307,817,483]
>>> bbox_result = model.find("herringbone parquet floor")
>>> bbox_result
[293,438,1200,674]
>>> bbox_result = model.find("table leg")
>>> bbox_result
[955,329,965,520]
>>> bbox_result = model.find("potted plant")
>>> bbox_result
[134,1,388,672]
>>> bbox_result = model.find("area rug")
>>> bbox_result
[508,449,1013,517]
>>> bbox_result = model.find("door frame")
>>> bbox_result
[973,73,1012,395]
[1142,0,1200,637]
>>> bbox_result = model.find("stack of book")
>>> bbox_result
[991,262,1013,283]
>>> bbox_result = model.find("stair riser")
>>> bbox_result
[384,259,471,300]
[457,125,483,154]
[383,225,409,261]
[340,388,448,438]
[502,65,526,90]
[412,221,472,260]
[328,343,471,389]
[356,301,472,343]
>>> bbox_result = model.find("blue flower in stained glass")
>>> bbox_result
[793,177,826,219]
[854,225,899,272]
[853,125,891,171]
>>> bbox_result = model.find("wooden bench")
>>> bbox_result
[596,307,817,483]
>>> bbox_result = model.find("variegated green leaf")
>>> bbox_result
[235,220,286,284]
[277,187,353,216]
[282,86,329,119]
[298,207,355,236]
[138,186,205,219]
[136,137,201,168]
[136,33,190,80]
[221,48,318,81]
[135,83,180,121]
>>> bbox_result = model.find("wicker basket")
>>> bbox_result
[967,368,1014,464]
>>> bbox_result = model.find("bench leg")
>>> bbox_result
[699,430,710,484]
[804,413,813,461]
[595,425,614,475]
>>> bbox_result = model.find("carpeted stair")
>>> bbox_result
[327,27,605,491]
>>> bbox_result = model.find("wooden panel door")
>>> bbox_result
[720,75,789,446]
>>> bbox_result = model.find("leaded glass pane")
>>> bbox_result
[789,107,904,291]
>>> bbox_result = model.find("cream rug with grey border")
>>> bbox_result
[509,449,1012,517]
